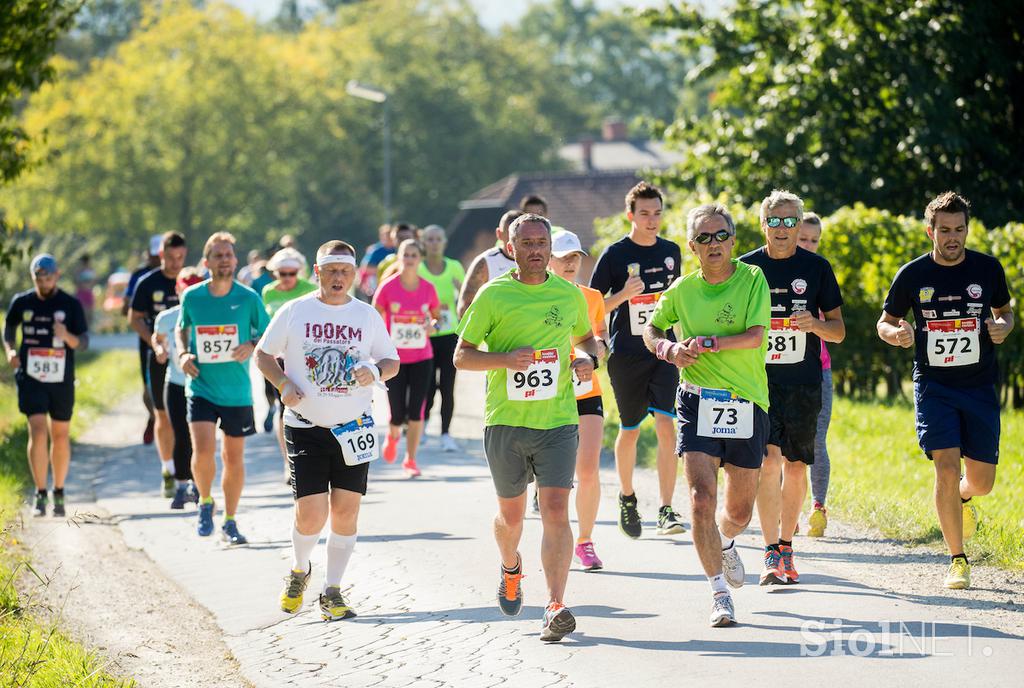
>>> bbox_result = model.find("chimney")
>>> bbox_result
[580,137,594,171]
[602,118,627,142]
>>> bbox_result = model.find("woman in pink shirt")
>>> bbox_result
[373,239,441,477]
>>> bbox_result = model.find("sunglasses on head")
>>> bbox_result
[693,229,734,245]
[766,216,800,229]
[277,271,298,278]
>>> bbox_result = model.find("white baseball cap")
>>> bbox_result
[267,247,308,272]
[550,228,587,258]
[149,234,164,256]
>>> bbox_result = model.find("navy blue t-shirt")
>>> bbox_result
[4,288,88,383]
[740,246,843,386]
[130,269,179,352]
[589,235,681,356]
[883,250,1011,387]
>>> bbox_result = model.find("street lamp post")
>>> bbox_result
[346,80,391,225]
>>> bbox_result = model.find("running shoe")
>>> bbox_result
[709,591,736,627]
[944,557,971,589]
[221,519,248,546]
[759,547,788,586]
[402,457,421,478]
[143,417,155,445]
[161,471,175,498]
[170,485,189,510]
[618,493,642,539]
[197,501,215,537]
[722,542,745,588]
[497,562,524,617]
[383,433,399,463]
[319,586,356,621]
[440,433,459,453]
[32,493,47,518]
[263,407,275,433]
[52,493,65,518]
[280,565,311,614]
[779,544,799,584]
[540,603,576,642]
[530,488,540,514]
[656,505,686,535]
[808,502,828,538]
[574,541,603,571]
[962,500,978,540]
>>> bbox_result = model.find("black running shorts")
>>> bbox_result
[186,395,256,437]
[675,386,768,469]
[607,352,677,428]
[16,373,74,421]
[285,424,369,499]
[767,382,821,464]
[576,395,604,418]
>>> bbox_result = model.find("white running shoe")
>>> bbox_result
[709,591,736,627]
[722,543,745,589]
[440,433,459,453]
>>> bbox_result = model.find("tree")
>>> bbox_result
[646,0,1024,225]
[57,0,144,62]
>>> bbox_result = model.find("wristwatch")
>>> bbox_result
[588,352,600,370]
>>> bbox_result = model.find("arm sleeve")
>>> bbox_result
[649,281,680,331]
[455,288,492,347]
[747,268,772,329]
[257,301,289,356]
[992,258,1011,309]
[588,248,612,295]
[882,266,910,319]
[818,260,844,312]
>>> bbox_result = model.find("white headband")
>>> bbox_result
[317,254,357,267]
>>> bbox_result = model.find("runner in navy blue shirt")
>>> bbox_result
[878,191,1013,591]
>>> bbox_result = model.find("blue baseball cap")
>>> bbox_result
[30,254,58,275]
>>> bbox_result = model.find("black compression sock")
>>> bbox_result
[951,553,968,563]
[37,488,47,498]
[779,539,793,548]
[768,543,781,552]
[53,488,64,498]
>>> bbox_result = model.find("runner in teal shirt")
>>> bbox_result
[178,280,268,407]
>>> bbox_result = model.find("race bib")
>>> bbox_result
[927,318,980,367]
[392,315,427,350]
[331,416,379,466]
[571,347,593,397]
[628,292,662,336]
[696,387,754,439]
[26,348,66,383]
[438,306,455,332]
[195,325,239,364]
[766,317,807,364]
[507,348,559,401]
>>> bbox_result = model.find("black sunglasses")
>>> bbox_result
[277,271,298,277]
[693,229,734,245]
[765,216,800,229]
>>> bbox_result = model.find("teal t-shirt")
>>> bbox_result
[419,258,466,336]
[457,271,591,429]
[650,259,771,412]
[178,281,269,407]
[262,278,318,318]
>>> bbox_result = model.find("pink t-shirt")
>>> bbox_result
[373,275,440,364]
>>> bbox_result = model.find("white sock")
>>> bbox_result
[176,479,189,487]
[291,526,320,572]
[709,574,728,594]
[325,531,357,590]
[162,460,174,474]
[719,528,734,551]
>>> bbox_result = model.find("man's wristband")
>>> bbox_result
[588,353,599,370]
[354,361,381,382]
[655,339,675,361]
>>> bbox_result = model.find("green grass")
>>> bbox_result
[1,349,138,687]
[602,370,1024,569]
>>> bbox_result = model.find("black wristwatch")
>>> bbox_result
[588,353,599,370]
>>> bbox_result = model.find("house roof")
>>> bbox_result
[558,139,685,172]
[447,169,642,257]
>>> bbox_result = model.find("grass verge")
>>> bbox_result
[601,370,1024,569]
[1,348,138,687]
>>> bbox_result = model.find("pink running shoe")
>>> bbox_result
[402,457,421,478]
[574,541,603,571]
[383,434,399,463]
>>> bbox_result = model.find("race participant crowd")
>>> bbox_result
[3,182,1013,640]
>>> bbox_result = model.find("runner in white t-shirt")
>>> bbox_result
[256,240,400,621]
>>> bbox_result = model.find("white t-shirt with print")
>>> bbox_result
[257,293,398,429]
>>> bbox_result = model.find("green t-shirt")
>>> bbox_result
[262,278,318,318]
[457,271,591,429]
[650,260,771,412]
[178,281,269,407]
[419,258,466,336]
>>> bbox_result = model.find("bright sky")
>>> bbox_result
[226,0,666,30]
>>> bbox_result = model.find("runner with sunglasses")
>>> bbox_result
[740,190,845,586]
[645,203,771,626]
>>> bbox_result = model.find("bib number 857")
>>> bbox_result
[201,339,233,355]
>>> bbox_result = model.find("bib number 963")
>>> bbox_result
[506,348,559,401]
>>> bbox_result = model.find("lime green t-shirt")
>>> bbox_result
[650,260,771,412]
[457,271,591,429]
[178,281,269,407]
[419,258,466,336]
[262,278,317,318]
